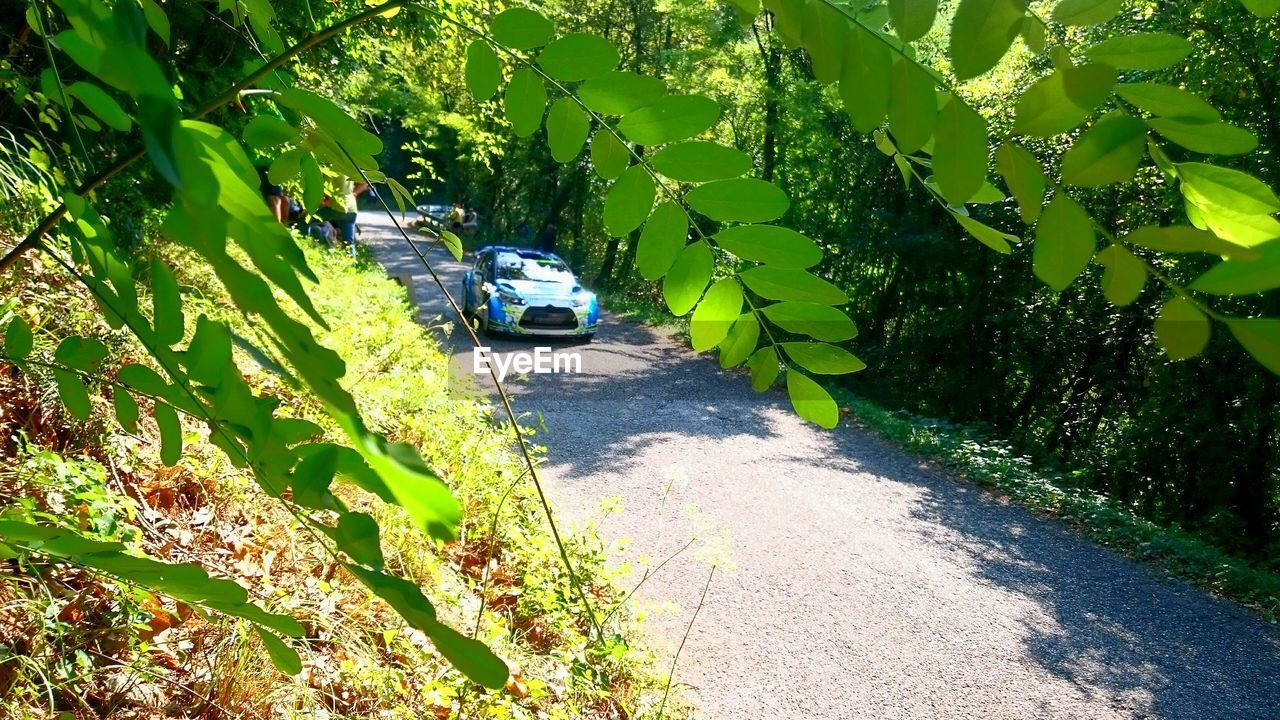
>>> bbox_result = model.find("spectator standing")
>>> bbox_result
[337,176,369,257]
[537,222,557,253]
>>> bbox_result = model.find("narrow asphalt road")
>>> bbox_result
[359,211,1280,720]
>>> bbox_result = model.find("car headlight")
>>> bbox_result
[497,288,525,306]
[573,292,594,308]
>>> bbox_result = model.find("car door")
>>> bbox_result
[474,251,492,309]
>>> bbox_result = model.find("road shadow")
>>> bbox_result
[360,210,1280,719]
[772,380,1280,718]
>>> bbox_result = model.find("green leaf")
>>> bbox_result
[949,0,1026,80]
[1191,242,1280,295]
[888,58,937,153]
[489,8,554,49]
[336,512,383,567]
[996,142,1047,223]
[66,82,130,131]
[465,40,502,103]
[268,148,304,185]
[637,202,688,280]
[345,563,438,630]
[781,342,866,374]
[1034,194,1095,291]
[690,278,743,351]
[663,241,714,316]
[53,369,91,421]
[1061,114,1147,187]
[386,177,415,218]
[504,68,547,139]
[1227,318,1280,374]
[714,225,821,268]
[1155,297,1210,361]
[55,337,108,372]
[4,317,32,359]
[1147,118,1258,156]
[1051,0,1122,25]
[292,445,337,508]
[546,98,590,163]
[739,267,848,305]
[138,0,169,44]
[151,259,183,346]
[1115,83,1220,122]
[969,180,1007,204]
[1125,225,1255,258]
[839,28,891,133]
[1178,163,1280,216]
[1082,32,1192,70]
[279,89,381,157]
[748,346,780,391]
[890,0,937,42]
[1021,16,1047,52]
[590,132,630,180]
[685,179,789,223]
[651,141,752,182]
[603,165,656,237]
[184,317,231,386]
[894,154,913,189]
[1014,64,1117,137]
[118,364,168,396]
[1238,0,1280,17]
[1186,202,1280,249]
[112,384,139,434]
[719,314,760,368]
[801,0,848,84]
[154,401,182,466]
[578,72,667,116]
[1095,245,1147,306]
[933,97,989,205]
[440,230,463,262]
[761,302,858,342]
[617,95,720,146]
[952,212,1018,253]
[300,153,323,213]
[786,370,839,428]
[255,627,302,675]
[422,618,509,689]
[537,34,619,82]
[767,0,804,47]
[243,115,297,150]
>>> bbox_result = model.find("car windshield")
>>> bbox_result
[495,253,574,283]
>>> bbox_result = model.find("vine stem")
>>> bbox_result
[343,145,606,640]
[0,0,412,274]
[421,5,796,365]
[658,564,715,719]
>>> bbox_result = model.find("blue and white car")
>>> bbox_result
[462,246,599,339]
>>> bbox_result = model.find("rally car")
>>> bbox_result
[461,247,599,339]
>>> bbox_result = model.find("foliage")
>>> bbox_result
[0,240,670,716]
[6,0,1280,701]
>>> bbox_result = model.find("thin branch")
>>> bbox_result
[658,564,715,718]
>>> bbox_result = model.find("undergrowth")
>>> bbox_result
[0,238,678,718]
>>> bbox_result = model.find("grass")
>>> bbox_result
[0,238,681,718]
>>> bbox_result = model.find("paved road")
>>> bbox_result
[359,211,1280,720]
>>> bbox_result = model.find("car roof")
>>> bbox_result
[482,246,566,263]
